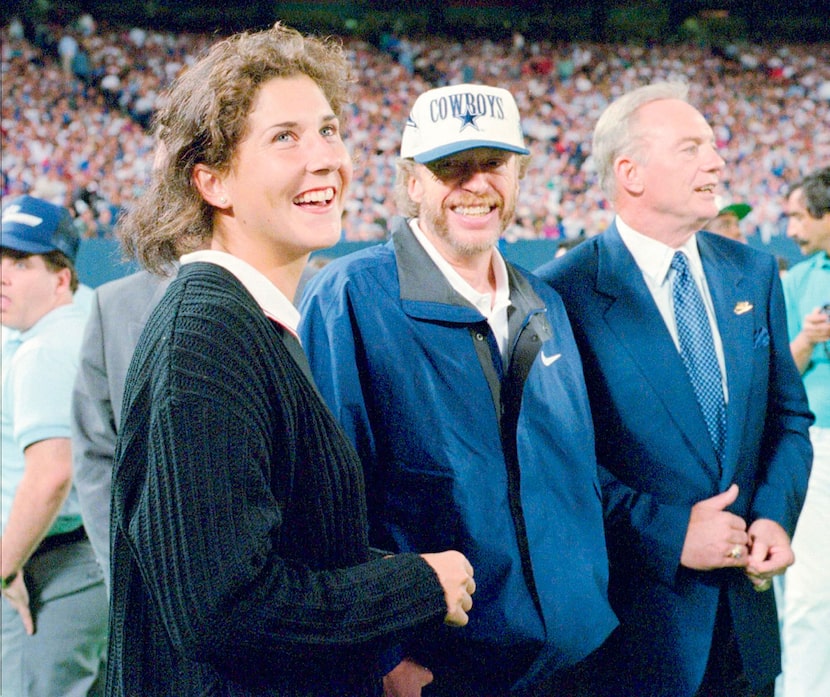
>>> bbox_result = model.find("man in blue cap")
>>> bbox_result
[1,195,107,697]
[299,84,616,695]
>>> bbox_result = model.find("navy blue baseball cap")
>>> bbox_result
[1,195,79,263]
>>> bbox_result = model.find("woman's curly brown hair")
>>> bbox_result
[118,23,353,273]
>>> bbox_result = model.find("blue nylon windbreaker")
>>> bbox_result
[298,217,617,692]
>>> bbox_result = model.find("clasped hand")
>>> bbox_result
[420,550,476,626]
[680,483,794,590]
[800,306,830,346]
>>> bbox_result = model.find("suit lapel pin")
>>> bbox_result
[734,301,753,315]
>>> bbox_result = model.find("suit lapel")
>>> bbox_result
[697,234,754,487]
[597,226,720,477]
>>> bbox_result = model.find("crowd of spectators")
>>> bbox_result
[3,14,829,243]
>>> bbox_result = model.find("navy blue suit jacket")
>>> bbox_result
[536,224,813,696]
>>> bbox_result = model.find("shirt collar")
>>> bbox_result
[616,215,705,286]
[179,250,300,334]
[409,218,511,316]
[14,303,85,342]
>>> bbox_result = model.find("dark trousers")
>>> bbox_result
[695,591,774,697]
[515,642,612,697]
[422,646,604,697]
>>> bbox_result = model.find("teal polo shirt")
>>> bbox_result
[782,251,830,427]
[1,303,87,535]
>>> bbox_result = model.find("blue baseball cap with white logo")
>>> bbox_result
[1,195,79,263]
[400,83,529,164]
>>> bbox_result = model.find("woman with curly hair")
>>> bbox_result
[107,23,475,697]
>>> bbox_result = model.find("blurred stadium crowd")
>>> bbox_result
[2,14,829,243]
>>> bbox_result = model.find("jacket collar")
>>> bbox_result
[390,216,546,325]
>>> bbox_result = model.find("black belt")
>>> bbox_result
[33,526,87,557]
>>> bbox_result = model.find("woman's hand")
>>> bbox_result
[420,550,475,626]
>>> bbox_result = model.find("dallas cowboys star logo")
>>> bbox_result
[455,110,481,131]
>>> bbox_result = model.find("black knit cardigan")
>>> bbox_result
[107,263,446,696]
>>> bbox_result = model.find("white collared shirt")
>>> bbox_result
[410,218,512,358]
[180,250,301,338]
[616,216,728,401]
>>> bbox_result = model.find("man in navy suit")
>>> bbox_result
[536,82,813,697]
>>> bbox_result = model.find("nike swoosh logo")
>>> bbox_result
[540,351,562,366]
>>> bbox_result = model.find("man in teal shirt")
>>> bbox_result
[1,195,107,697]
[777,166,830,697]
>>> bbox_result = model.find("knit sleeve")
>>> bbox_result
[114,271,446,677]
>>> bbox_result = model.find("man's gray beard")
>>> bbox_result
[419,197,516,257]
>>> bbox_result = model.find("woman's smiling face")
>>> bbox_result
[215,74,353,263]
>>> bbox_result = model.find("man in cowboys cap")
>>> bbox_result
[298,84,617,695]
[1,195,107,697]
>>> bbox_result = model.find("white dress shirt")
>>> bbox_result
[410,218,512,359]
[616,216,729,402]
[180,249,301,338]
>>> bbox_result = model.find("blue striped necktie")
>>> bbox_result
[670,252,726,459]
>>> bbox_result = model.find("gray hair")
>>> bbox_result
[394,159,419,218]
[592,81,690,201]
